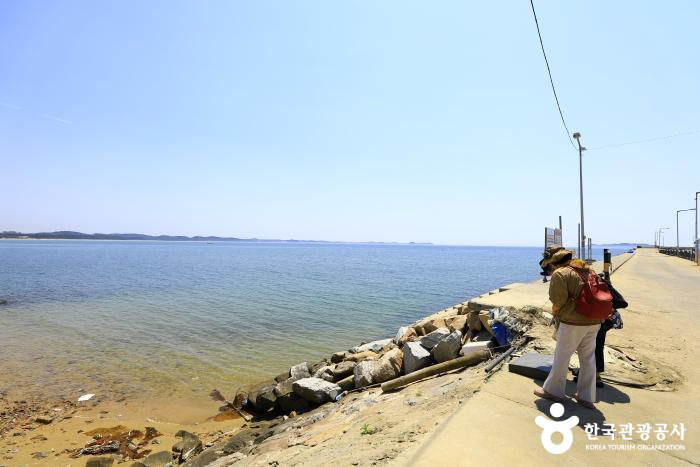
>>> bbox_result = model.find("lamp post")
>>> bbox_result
[677,208,696,248]
[695,192,699,242]
[658,227,669,249]
[573,132,586,259]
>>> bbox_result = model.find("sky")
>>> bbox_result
[1,1,698,246]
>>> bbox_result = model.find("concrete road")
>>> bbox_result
[397,249,700,466]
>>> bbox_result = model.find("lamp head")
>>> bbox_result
[573,132,581,140]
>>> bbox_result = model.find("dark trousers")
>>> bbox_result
[595,323,611,372]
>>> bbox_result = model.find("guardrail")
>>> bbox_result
[659,246,697,262]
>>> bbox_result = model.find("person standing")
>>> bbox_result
[534,250,603,409]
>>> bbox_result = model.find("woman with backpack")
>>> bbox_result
[533,249,612,409]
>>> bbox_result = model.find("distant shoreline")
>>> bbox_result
[0,230,432,245]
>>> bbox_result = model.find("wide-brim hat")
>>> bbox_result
[539,246,565,268]
[550,249,575,266]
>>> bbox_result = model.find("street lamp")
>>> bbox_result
[573,132,586,259]
[695,192,699,242]
[658,227,669,249]
[677,208,697,248]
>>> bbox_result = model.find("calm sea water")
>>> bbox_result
[0,240,626,402]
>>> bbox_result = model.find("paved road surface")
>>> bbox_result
[398,249,699,466]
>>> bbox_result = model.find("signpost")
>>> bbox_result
[545,227,563,250]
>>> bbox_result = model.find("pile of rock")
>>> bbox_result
[234,304,521,418]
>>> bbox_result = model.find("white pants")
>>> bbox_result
[543,322,600,403]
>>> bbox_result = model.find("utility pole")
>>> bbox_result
[577,223,581,258]
[692,191,700,243]
[677,208,696,248]
[573,132,586,260]
[659,227,669,250]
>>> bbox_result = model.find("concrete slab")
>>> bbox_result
[508,353,553,380]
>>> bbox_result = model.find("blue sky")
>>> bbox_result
[1,1,698,245]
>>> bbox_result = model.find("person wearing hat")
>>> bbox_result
[534,249,602,409]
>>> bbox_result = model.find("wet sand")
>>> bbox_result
[0,391,245,466]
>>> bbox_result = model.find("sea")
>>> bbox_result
[0,240,628,404]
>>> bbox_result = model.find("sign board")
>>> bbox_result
[545,227,562,250]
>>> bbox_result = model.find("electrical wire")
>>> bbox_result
[587,128,700,151]
[528,0,577,151]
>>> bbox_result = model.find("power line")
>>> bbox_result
[587,128,700,151]
[528,0,576,150]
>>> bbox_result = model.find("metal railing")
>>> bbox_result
[659,246,697,262]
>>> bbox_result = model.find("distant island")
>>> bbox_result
[0,230,431,245]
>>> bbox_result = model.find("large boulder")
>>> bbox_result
[172,430,202,462]
[393,326,409,344]
[274,378,310,413]
[432,330,462,363]
[275,392,310,414]
[247,383,276,412]
[290,362,311,380]
[419,328,450,350]
[403,341,432,374]
[353,348,403,388]
[350,338,392,354]
[330,351,348,363]
[343,350,379,363]
[353,361,376,388]
[292,377,342,404]
[313,365,336,382]
[308,360,329,375]
[396,327,417,346]
[467,310,482,332]
[141,451,174,467]
[447,315,468,333]
[331,360,356,379]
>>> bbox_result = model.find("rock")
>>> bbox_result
[447,315,468,333]
[247,384,276,412]
[205,452,248,467]
[471,330,493,342]
[274,378,295,398]
[222,430,257,454]
[352,349,403,388]
[313,365,336,382]
[330,360,355,379]
[292,377,342,404]
[467,310,482,332]
[34,415,53,424]
[330,351,347,363]
[274,372,289,383]
[231,388,249,409]
[289,362,311,380]
[432,330,462,363]
[350,338,392,354]
[343,351,379,363]
[172,430,202,462]
[419,328,451,350]
[403,341,432,374]
[80,441,120,456]
[393,326,409,344]
[86,457,114,467]
[307,360,329,375]
[460,341,491,358]
[275,391,310,414]
[397,327,417,346]
[31,451,50,459]
[414,317,448,336]
[373,347,402,383]
[353,361,376,388]
[141,450,173,467]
